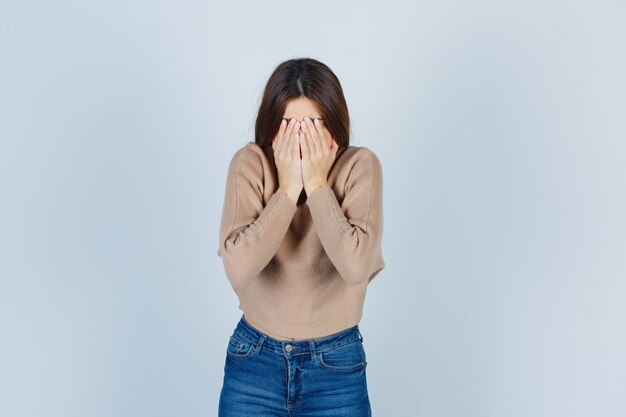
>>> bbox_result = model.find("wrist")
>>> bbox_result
[304,180,328,195]
[277,184,302,193]
[276,185,302,204]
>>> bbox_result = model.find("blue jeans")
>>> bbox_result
[218,314,372,416]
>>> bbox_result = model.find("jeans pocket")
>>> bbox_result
[318,339,366,372]
[226,332,258,360]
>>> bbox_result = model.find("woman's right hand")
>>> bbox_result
[272,118,303,201]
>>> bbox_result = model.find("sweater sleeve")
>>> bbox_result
[217,145,298,290]
[305,147,385,285]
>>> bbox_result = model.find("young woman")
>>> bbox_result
[217,57,385,416]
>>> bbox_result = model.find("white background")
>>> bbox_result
[1,0,624,416]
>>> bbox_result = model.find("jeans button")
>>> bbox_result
[285,344,292,352]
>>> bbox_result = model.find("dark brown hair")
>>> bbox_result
[255,58,350,149]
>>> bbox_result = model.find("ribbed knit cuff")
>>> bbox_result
[306,185,345,228]
[306,183,332,202]
[259,191,298,228]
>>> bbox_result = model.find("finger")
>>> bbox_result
[301,117,314,155]
[291,127,301,158]
[277,118,287,137]
[273,119,287,152]
[276,118,288,155]
[320,122,333,149]
[293,121,301,141]
[313,118,327,148]
[285,118,297,142]
[300,125,310,158]
[287,121,299,158]
[322,122,334,154]
[303,117,319,155]
[280,118,297,157]
[313,119,330,156]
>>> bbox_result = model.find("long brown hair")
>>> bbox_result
[255,58,351,150]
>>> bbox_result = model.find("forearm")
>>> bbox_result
[219,191,297,289]
[306,185,382,285]
[276,185,302,205]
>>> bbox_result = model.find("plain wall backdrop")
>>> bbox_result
[1,0,625,416]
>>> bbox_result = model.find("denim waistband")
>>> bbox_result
[233,314,363,357]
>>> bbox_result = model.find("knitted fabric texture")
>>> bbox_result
[217,142,385,340]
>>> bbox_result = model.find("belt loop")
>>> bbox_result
[308,340,317,362]
[357,328,363,341]
[255,334,267,354]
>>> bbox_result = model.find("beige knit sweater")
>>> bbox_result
[217,142,385,341]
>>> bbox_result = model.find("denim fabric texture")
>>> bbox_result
[218,314,372,416]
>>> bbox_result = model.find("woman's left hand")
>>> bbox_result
[300,116,339,195]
